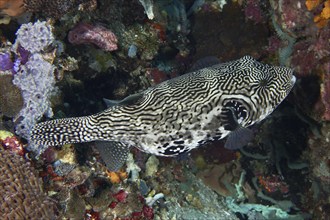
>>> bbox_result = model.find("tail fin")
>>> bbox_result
[31,116,97,146]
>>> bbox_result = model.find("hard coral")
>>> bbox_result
[0,0,25,16]
[0,146,57,218]
[68,22,118,52]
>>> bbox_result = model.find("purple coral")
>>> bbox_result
[0,52,13,71]
[13,53,55,145]
[68,23,118,52]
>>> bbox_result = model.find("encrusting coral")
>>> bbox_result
[68,22,118,52]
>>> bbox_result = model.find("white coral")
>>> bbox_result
[13,20,54,54]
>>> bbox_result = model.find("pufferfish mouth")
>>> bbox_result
[291,75,296,85]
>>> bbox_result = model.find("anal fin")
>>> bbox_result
[95,141,130,171]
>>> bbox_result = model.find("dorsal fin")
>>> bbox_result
[103,92,144,108]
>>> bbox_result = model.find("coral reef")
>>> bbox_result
[0,133,57,219]
[1,0,330,219]
[23,0,97,19]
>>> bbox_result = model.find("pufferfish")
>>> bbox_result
[31,56,296,171]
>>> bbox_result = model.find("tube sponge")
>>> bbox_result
[13,54,55,142]
[9,20,57,155]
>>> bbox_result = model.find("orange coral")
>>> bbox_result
[106,169,128,184]
[0,0,25,16]
[321,0,330,19]
[306,0,330,28]
[306,0,323,10]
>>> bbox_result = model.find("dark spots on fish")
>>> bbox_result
[198,140,205,144]
[162,143,169,148]
[206,134,211,138]
[173,140,184,144]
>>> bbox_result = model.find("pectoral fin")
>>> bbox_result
[225,127,253,150]
[221,106,254,150]
[95,141,130,171]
